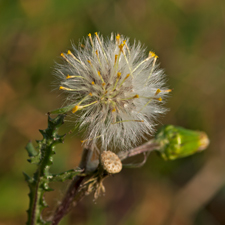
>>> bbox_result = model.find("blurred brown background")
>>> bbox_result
[1,0,225,224]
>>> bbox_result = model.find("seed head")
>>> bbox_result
[100,151,122,174]
[54,33,170,151]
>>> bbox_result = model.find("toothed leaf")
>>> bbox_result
[26,141,37,157]
[50,168,84,182]
[25,114,67,225]
[49,104,75,114]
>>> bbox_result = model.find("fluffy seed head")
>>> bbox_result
[54,33,170,151]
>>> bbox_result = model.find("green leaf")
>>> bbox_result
[49,104,75,114]
[49,168,84,182]
[23,172,34,184]
[26,141,37,157]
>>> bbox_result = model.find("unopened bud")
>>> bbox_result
[155,125,209,160]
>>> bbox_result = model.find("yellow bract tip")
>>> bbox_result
[116,34,120,40]
[117,72,121,78]
[115,54,118,63]
[87,60,91,64]
[88,33,91,37]
[72,105,79,113]
[125,74,130,79]
[155,89,161,95]
[97,71,101,76]
[134,94,139,98]
[60,53,65,57]
[59,86,74,91]
[158,97,162,101]
[149,51,158,59]
[119,43,124,51]
[89,92,93,96]
[91,81,95,85]
[102,82,106,86]
[66,75,71,79]
[95,32,98,35]
[67,50,72,55]
[123,40,126,44]
[95,50,98,56]
[112,108,116,112]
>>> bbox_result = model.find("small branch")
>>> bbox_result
[118,139,159,161]
[122,152,149,168]
[79,148,93,169]
[51,148,93,225]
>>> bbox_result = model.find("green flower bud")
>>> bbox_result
[155,125,209,160]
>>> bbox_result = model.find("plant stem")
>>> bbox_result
[51,140,159,225]
[51,148,93,225]
[118,139,159,161]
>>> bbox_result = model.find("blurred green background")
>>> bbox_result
[1,0,225,224]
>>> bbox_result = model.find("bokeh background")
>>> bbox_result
[1,0,225,224]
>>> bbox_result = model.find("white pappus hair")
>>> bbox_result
[54,32,170,152]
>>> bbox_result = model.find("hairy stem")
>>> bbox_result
[25,114,66,225]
